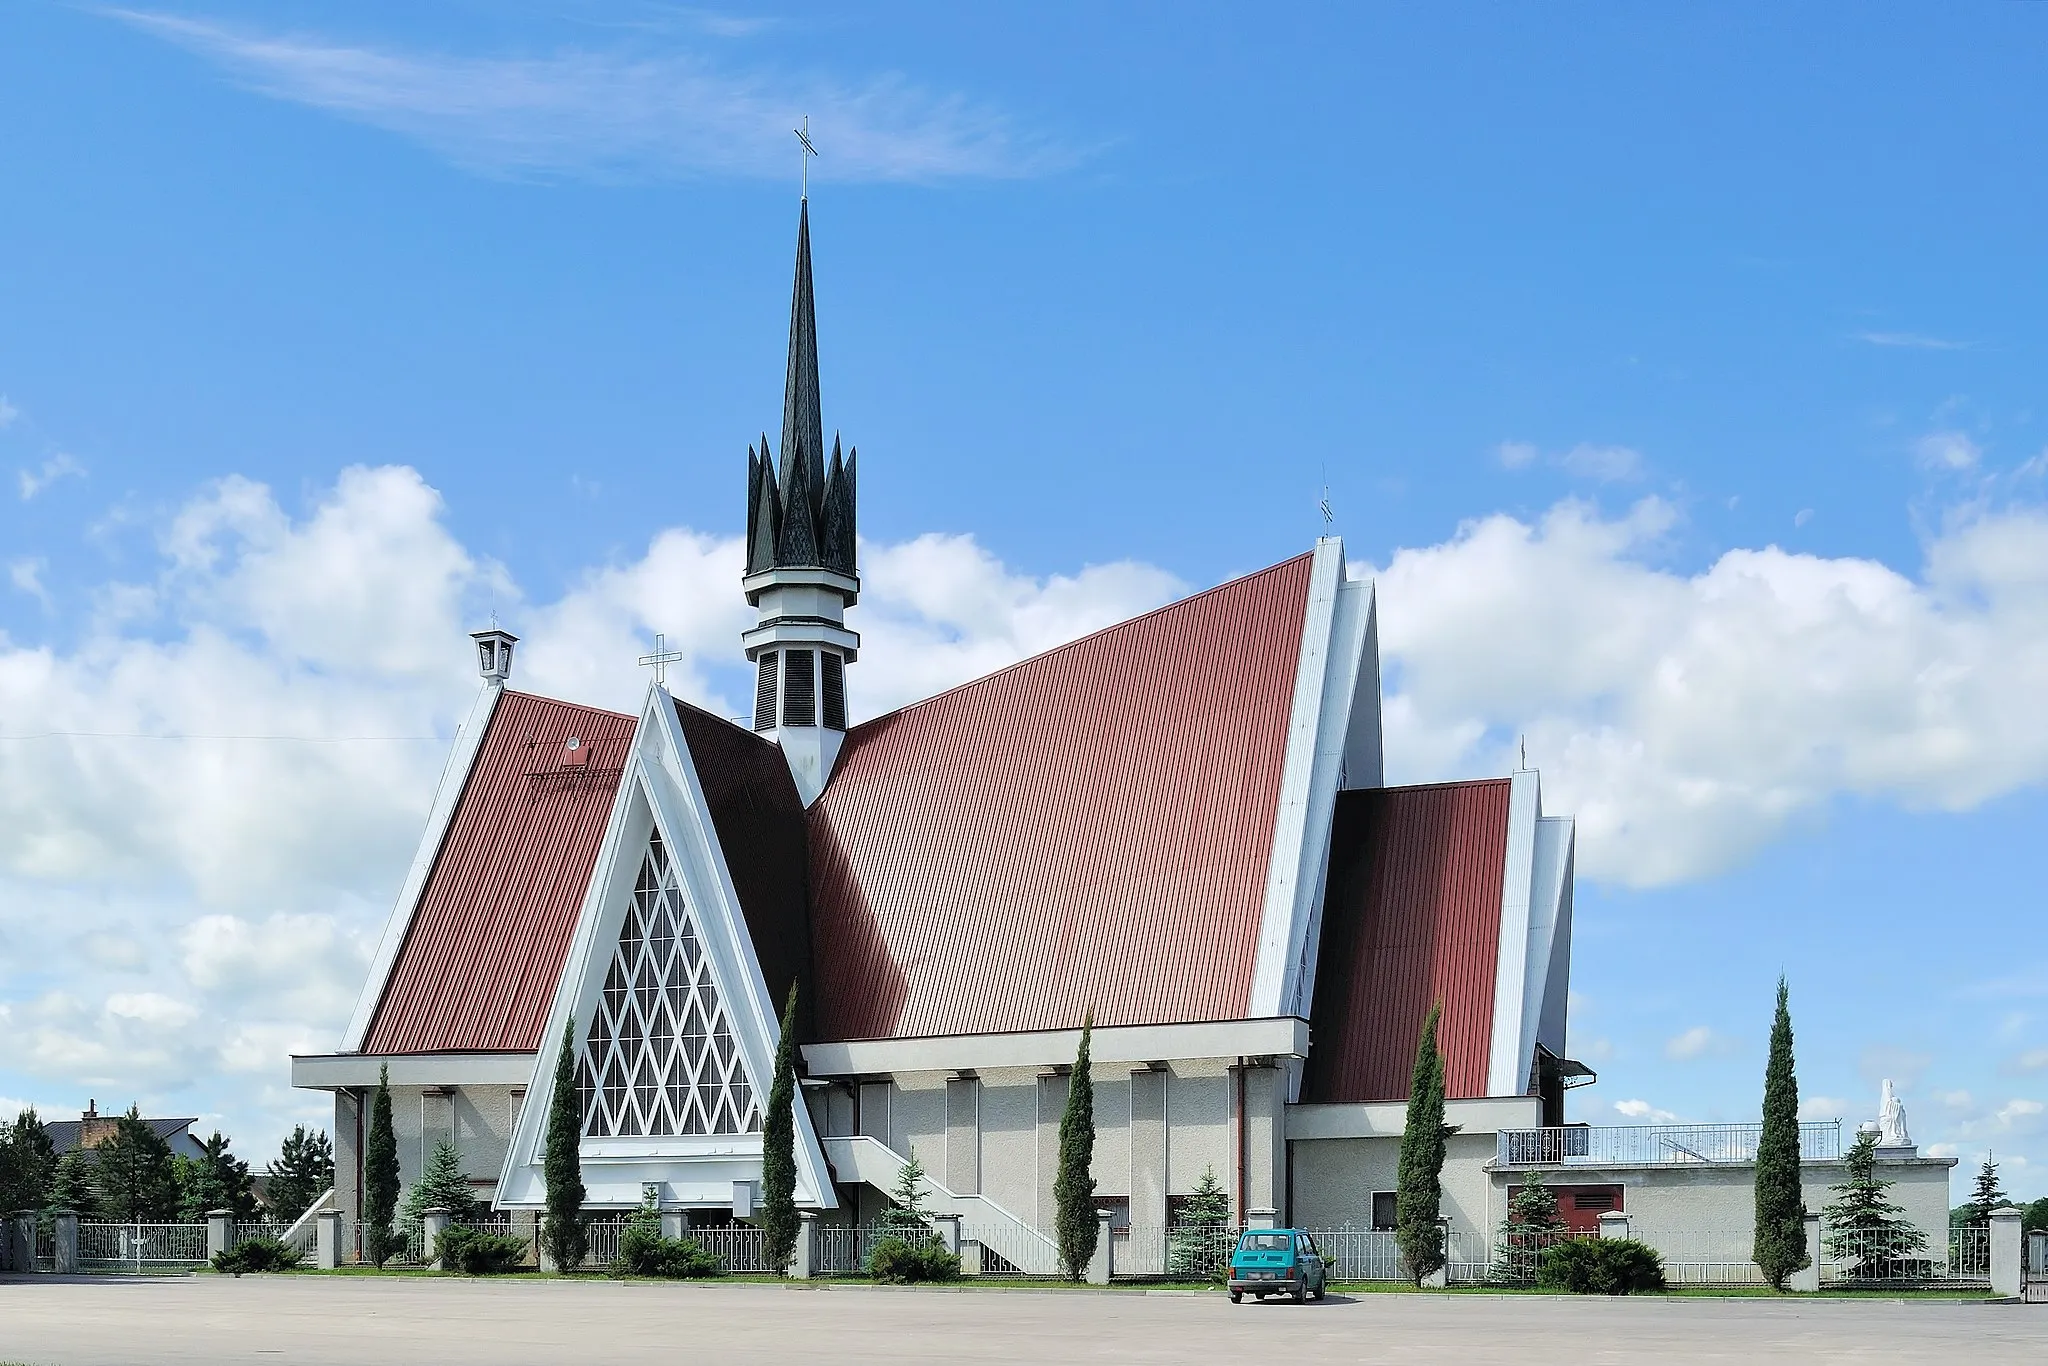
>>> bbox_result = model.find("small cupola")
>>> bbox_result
[471,626,518,683]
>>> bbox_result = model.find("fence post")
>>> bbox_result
[1990,1208,2023,1297]
[316,1210,341,1270]
[1596,1210,1631,1241]
[1086,1211,1114,1285]
[932,1214,962,1258]
[1422,1217,1450,1289]
[1789,1215,1821,1293]
[1247,1207,1279,1231]
[206,1209,235,1262]
[53,1211,79,1274]
[659,1207,688,1241]
[422,1208,451,1267]
[791,1211,817,1280]
[15,1212,42,1273]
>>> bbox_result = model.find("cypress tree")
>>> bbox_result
[364,1064,401,1267]
[1396,1002,1450,1285]
[760,982,801,1273]
[541,1017,588,1272]
[1752,976,1807,1290]
[1053,1012,1098,1280]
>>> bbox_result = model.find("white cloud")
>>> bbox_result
[1494,439,1644,482]
[2013,1049,2048,1073]
[1372,497,2048,886]
[9,557,51,607]
[1613,1098,1679,1123]
[1664,1026,1733,1061]
[0,395,18,429]
[112,10,1079,184]
[1856,331,1969,351]
[1800,1096,1849,1121]
[1997,1098,2045,1125]
[17,452,83,499]
[1916,430,1981,472]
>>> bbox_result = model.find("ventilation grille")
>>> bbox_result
[753,653,779,731]
[783,649,816,727]
[821,652,846,730]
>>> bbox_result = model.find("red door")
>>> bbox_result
[1555,1185,1623,1234]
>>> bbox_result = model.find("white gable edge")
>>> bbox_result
[1486,769,1543,1097]
[1249,540,1380,1032]
[496,685,836,1211]
[341,680,504,1052]
[1533,819,1575,1059]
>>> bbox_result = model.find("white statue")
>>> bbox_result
[1879,1079,1912,1148]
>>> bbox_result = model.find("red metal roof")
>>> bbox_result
[805,554,1315,1041]
[362,691,637,1054]
[1300,780,1511,1102]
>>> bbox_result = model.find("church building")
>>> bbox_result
[293,200,1585,1263]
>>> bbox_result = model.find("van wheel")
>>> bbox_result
[1292,1279,1307,1304]
[1229,1290,1242,1303]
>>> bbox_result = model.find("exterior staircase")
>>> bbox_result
[820,1135,1062,1275]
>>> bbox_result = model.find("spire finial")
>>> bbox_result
[794,116,817,201]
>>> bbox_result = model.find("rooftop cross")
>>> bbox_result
[795,117,817,200]
[637,632,687,686]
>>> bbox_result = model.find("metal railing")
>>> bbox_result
[1497,1121,1843,1167]
[77,1222,209,1271]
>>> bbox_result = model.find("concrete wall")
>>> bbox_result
[806,1058,1278,1229]
[1291,1133,1498,1233]
[331,1083,526,1215]
[1486,1157,1954,1243]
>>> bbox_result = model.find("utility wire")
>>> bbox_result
[0,732,443,742]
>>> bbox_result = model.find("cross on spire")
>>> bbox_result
[795,117,817,201]
[638,633,686,686]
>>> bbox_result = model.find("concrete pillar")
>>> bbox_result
[944,1077,979,1195]
[53,1212,78,1274]
[1990,1208,2023,1297]
[1086,1210,1114,1285]
[1596,1210,1631,1240]
[206,1210,235,1262]
[932,1213,962,1257]
[1247,1207,1279,1230]
[1788,1215,1821,1293]
[792,1211,817,1280]
[660,1209,689,1241]
[316,1210,341,1270]
[1129,1068,1168,1236]
[1422,1217,1451,1289]
[422,1207,451,1266]
[5,1211,31,1272]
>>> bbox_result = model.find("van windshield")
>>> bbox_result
[1239,1233,1292,1252]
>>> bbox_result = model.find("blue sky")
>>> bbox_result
[1,2,2044,1198]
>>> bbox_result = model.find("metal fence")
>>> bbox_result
[1498,1121,1844,1167]
[77,1222,209,1271]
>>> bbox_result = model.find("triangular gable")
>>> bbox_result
[498,683,836,1210]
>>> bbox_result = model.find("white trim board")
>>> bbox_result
[802,1016,1311,1078]
[341,681,504,1052]
[292,1052,536,1090]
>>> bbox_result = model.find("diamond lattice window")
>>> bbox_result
[577,829,761,1138]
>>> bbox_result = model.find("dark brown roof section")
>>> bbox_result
[805,553,1316,1042]
[1300,780,1511,1103]
[362,691,636,1055]
[674,699,813,1039]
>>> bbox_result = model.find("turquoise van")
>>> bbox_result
[1227,1229,1328,1303]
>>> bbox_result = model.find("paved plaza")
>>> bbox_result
[3,1277,2046,1365]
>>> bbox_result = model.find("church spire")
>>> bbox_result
[741,193,862,807]
[779,199,826,524]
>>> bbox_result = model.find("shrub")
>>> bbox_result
[213,1236,301,1276]
[1538,1238,1666,1295]
[435,1225,530,1275]
[867,1235,961,1284]
[611,1215,721,1279]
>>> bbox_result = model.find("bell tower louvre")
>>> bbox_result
[743,196,859,806]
